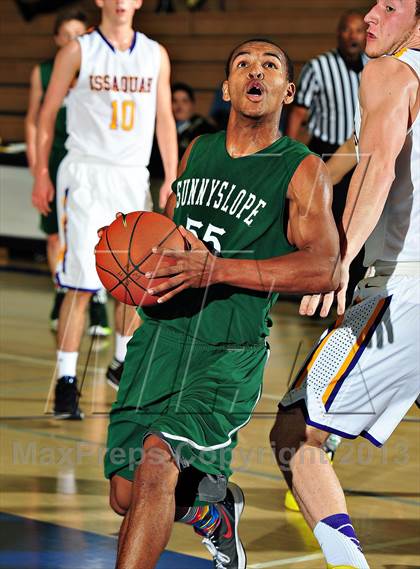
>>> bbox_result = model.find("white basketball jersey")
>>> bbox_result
[66,28,161,167]
[355,49,420,265]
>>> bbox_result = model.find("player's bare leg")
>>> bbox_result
[116,435,179,569]
[53,290,91,419]
[107,303,142,390]
[46,233,60,275]
[109,475,132,554]
[271,407,369,567]
[57,290,91,352]
[110,462,246,568]
[270,406,346,526]
[46,233,66,331]
[115,302,141,337]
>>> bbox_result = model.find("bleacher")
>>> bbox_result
[0,0,372,142]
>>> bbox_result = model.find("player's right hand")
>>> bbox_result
[32,172,54,216]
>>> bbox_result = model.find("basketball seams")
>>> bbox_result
[129,219,182,270]
[127,211,145,271]
[95,262,139,304]
[104,226,130,279]
[95,211,185,306]
[97,213,144,305]
[103,228,137,305]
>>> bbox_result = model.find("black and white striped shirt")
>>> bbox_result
[296,49,368,146]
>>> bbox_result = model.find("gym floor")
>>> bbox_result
[1,268,419,568]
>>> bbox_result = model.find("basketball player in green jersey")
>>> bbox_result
[104,39,340,569]
[26,11,110,335]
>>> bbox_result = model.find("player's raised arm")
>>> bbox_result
[25,65,43,175]
[155,45,178,210]
[32,40,80,215]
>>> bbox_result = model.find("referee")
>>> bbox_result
[287,10,368,302]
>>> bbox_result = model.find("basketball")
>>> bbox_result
[95,211,185,306]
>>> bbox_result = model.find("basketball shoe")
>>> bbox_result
[284,434,342,511]
[54,376,84,420]
[106,358,124,390]
[198,482,246,569]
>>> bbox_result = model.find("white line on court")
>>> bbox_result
[248,536,420,568]
[0,352,106,374]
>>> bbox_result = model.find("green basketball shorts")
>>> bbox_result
[104,320,268,482]
[40,148,66,235]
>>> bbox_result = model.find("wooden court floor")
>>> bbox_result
[1,269,419,568]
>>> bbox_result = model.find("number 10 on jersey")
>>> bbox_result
[110,100,135,131]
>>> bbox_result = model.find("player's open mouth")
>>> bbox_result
[367,32,376,40]
[246,81,264,101]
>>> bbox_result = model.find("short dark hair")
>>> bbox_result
[337,10,364,32]
[54,10,88,35]
[225,38,294,83]
[172,82,196,102]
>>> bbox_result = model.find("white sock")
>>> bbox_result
[114,333,131,362]
[57,350,78,378]
[314,520,370,568]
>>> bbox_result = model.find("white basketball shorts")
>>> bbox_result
[56,153,153,291]
[281,270,420,446]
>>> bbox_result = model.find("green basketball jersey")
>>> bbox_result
[141,131,312,345]
[40,59,67,151]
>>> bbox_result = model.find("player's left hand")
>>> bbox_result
[336,263,350,315]
[299,292,334,318]
[299,263,350,318]
[146,226,219,303]
[95,213,122,241]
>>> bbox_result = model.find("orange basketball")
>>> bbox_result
[95,211,185,306]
